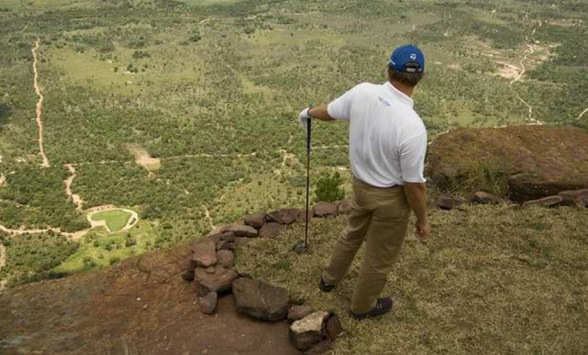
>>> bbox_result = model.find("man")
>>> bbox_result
[298,44,431,320]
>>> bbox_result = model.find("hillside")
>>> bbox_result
[1,204,587,354]
[1,0,587,286]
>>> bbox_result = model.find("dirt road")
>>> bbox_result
[32,39,49,168]
[64,164,84,210]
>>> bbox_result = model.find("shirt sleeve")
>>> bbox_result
[400,131,427,183]
[327,84,363,121]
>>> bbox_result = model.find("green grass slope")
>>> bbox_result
[236,205,588,354]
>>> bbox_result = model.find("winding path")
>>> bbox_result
[64,164,84,210]
[32,39,50,167]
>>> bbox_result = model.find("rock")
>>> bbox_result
[288,305,314,322]
[205,266,215,274]
[325,314,342,341]
[470,191,502,205]
[437,196,466,210]
[217,250,235,268]
[426,126,588,202]
[219,242,236,251]
[336,200,352,215]
[198,292,218,315]
[191,239,218,267]
[232,278,289,322]
[181,259,197,281]
[305,340,333,355]
[522,195,565,207]
[558,189,588,206]
[579,191,588,207]
[313,202,337,218]
[259,222,285,239]
[290,311,329,351]
[244,211,266,229]
[224,224,258,238]
[267,208,302,225]
[194,266,238,294]
[216,240,226,251]
[221,232,235,242]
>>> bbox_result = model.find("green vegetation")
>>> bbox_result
[0,0,586,284]
[314,172,345,202]
[0,232,78,286]
[236,205,588,354]
[90,209,132,232]
[53,221,159,274]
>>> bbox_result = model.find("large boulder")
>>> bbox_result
[232,278,289,321]
[194,266,238,294]
[290,311,329,351]
[427,126,588,202]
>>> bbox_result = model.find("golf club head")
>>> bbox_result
[292,241,309,254]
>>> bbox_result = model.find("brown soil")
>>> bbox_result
[0,244,300,355]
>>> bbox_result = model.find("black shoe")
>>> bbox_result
[350,297,393,320]
[319,278,335,293]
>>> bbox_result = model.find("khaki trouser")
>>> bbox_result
[322,177,410,314]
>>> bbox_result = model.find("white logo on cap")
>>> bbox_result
[410,53,417,60]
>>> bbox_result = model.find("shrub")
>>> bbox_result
[315,172,345,202]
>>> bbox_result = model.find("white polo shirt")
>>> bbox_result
[327,82,427,187]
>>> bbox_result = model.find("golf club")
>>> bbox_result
[293,117,312,254]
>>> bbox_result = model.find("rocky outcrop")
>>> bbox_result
[180,210,343,352]
[427,126,588,202]
[232,278,290,321]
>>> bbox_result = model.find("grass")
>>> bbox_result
[90,209,132,232]
[235,204,588,354]
[53,220,158,274]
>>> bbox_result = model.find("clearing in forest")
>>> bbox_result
[126,144,161,171]
[90,209,132,232]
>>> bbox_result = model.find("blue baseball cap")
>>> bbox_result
[389,44,425,73]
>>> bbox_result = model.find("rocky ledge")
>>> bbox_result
[181,205,347,354]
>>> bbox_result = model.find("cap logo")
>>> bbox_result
[410,53,417,60]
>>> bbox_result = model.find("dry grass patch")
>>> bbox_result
[236,205,588,354]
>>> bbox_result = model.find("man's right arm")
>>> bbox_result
[404,182,431,240]
[400,131,430,241]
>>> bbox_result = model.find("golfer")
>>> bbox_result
[298,44,431,320]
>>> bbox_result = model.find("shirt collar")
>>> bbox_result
[383,82,414,108]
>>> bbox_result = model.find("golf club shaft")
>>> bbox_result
[304,118,312,246]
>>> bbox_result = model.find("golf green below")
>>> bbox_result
[90,209,132,232]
